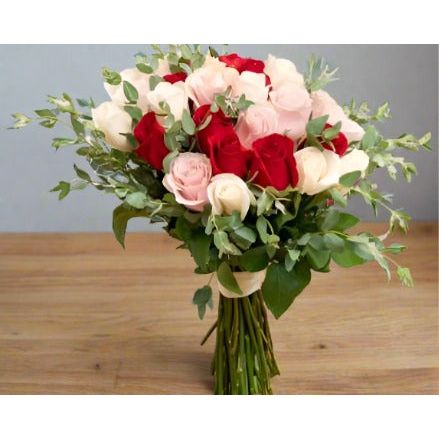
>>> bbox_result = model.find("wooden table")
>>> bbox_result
[0,223,437,394]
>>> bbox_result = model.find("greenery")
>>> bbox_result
[10,45,430,325]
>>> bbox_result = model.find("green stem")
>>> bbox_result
[209,292,279,395]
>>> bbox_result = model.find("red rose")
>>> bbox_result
[219,53,265,74]
[193,105,250,178]
[250,134,298,190]
[321,124,349,156]
[163,72,187,84]
[133,112,169,170]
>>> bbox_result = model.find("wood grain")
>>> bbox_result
[0,223,437,394]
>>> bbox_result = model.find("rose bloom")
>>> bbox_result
[269,81,312,140]
[104,68,150,113]
[133,112,169,170]
[249,133,298,190]
[235,102,279,149]
[264,55,304,88]
[193,105,250,178]
[295,146,370,195]
[92,101,132,152]
[146,81,188,121]
[185,55,239,107]
[231,71,269,104]
[163,152,212,212]
[207,173,255,220]
[219,53,265,74]
[321,123,349,156]
[311,90,365,143]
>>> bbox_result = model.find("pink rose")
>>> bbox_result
[269,81,312,140]
[185,55,238,107]
[311,90,365,143]
[235,102,279,149]
[162,152,212,212]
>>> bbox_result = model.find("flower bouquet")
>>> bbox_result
[12,45,430,395]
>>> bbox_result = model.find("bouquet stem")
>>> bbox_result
[205,290,279,395]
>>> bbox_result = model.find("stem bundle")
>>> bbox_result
[208,290,279,395]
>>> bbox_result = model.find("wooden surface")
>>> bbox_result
[0,223,437,394]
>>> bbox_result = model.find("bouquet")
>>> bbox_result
[12,45,430,395]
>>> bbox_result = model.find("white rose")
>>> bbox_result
[91,101,132,152]
[311,90,365,143]
[235,102,279,149]
[146,81,188,121]
[104,68,150,113]
[185,55,239,107]
[339,149,370,177]
[207,173,255,220]
[231,71,269,104]
[154,58,171,77]
[264,54,304,88]
[295,147,340,195]
[269,81,312,140]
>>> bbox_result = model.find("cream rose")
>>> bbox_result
[311,90,365,143]
[235,102,279,149]
[91,101,132,152]
[339,149,370,177]
[295,147,370,195]
[269,81,312,140]
[231,71,269,104]
[163,152,211,212]
[264,54,304,88]
[104,68,150,113]
[185,55,239,107]
[207,173,255,220]
[146,81,188,121]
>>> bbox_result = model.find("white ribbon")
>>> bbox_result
[216,269,267,298]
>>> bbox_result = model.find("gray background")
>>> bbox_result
[0,45,437,232]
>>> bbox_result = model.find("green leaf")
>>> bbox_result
[73,164,91,182]
[306,115,329,136]
[213,230,241,256]
[262,261,311,319]
[181,109,196,135]
[230,226,257,251]
[124,105,143,123]
[214,211,242,232]
[256,191,274,216]
[383,243,406,254]
[256,216,270,243]
[217,262,242,296]
[239,246,270,272]
[126,192,148,209]
[35,109,57,119]
[322,121,342,141]
[52,137,76,149]
[162,150,179,174]
[306,245,331,270]
[9,113,31,129]
[323,233,345,253]
[188,229,212,271]
[397,267,414,287]
[123,81,138,104]
[112,203,148,248]
[50,181,71,200]
[285,249,300,272]
[332,241,366,267]
[102,67,121,85]
[329,188,347,207]
[149,75,163,91]
[136,63,153,74]
[192,285,213,320]
[339,170,361,187]
[361,125,378,149]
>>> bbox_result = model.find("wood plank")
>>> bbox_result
[0,223,437,394]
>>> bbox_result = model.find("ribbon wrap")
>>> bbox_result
[216,269,267,298]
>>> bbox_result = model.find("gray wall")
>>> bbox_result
[0,45,437,232]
